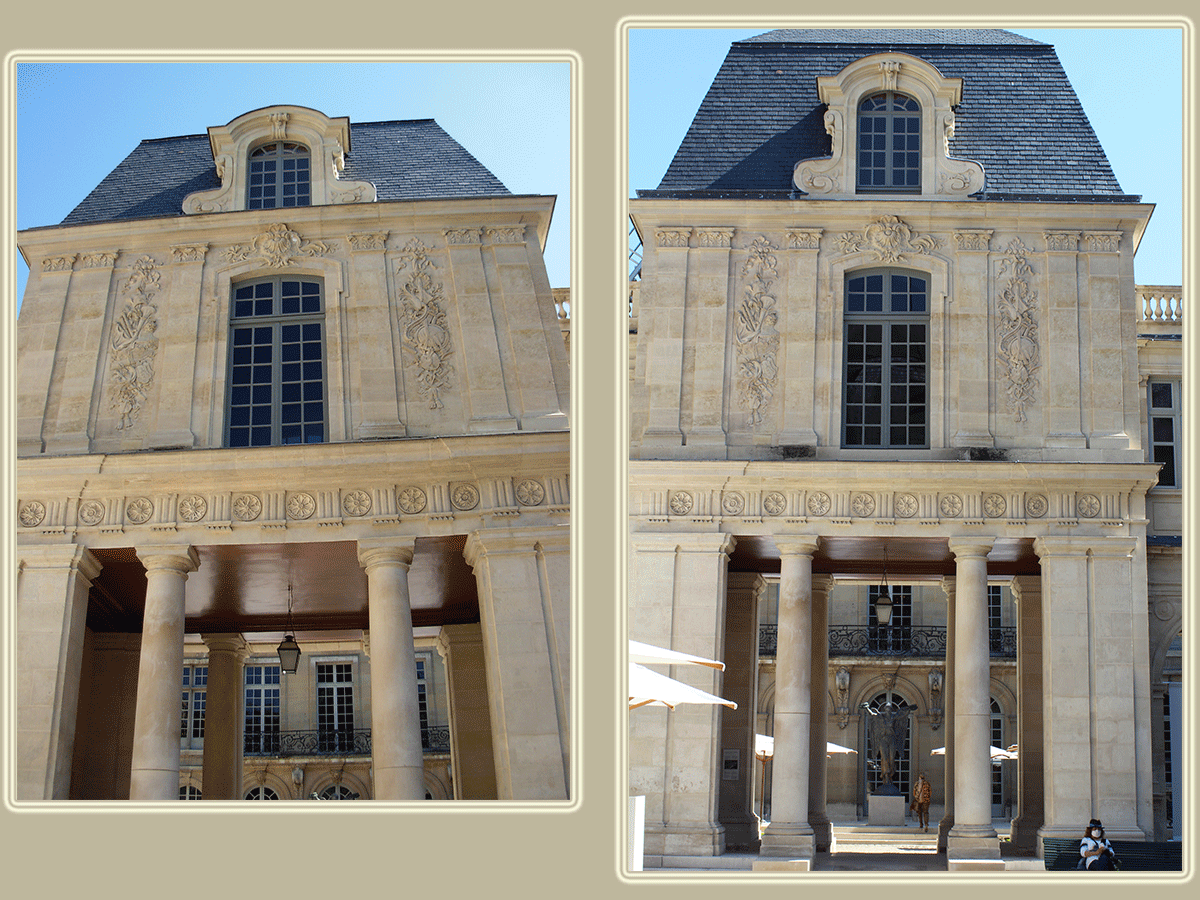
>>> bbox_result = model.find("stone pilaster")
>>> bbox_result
[718,572,762,850]
[951,231,994,446]
[358,540,425,800]
[938,577,956,850]
[1009,575,1044,852]
[346,233,405,439]
[15,544,102,799]
[463,525,570,800]
[809,575,833,851]
[129,545,199,800]
[436,623,498,800]
[148,245,208,449]
[628,531,735,856]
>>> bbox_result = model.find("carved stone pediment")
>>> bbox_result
[183,105,377,214]
[793,53,985,199]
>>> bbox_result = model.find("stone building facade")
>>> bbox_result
[16,105,570,802]
[628,30,1181,866]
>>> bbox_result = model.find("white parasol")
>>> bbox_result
[755,733,857,760]
[629,639,725,670]
[931,745,1018,760]
[629,662,736,710]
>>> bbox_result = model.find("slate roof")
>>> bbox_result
[643,29,1137,202]
[60,119,511,226]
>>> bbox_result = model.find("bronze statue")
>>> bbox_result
[861,701,912,794]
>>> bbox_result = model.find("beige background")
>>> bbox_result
[1,1,1195,896]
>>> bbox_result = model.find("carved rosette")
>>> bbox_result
[734,237,781,426]
[1077,494,1101,518]
[18,501,46,528]
[835,216,942,263]
[179,495,208,522]
[109,255,162,431]
[894,493,918,518]
[451,484,480,511]
[286,492,316,520]
[126,497,153,525]
[224,224,336,268]
[669,492,694,516]
[851,492,876,517]
[342,490,372,517]
[233,494,263,521]
[721,492,745,516]
[939,494,963,518]
[763,492,787,516]
[515,480,546,507]
[396,239,454,410]
[807,492,831,516]
[1025,494,1048,518]
[983,493,1007,518]
[78,501,105,526]
[996,239,1041,423]
[397,486,428,514]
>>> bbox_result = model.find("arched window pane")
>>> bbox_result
[857,92,921,193]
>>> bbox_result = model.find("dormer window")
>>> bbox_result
[857,92,921,193]
[248,142,311,209]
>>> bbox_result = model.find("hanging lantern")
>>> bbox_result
[277,584,301,674]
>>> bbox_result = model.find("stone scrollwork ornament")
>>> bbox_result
[835,215,942,263]
[996,239,1041,423]
[224,224,336,268]
[397,239,454,410]
[734,237,781,426]
[109,256,162,431]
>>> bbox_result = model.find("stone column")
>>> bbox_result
[129,546,199,800]
[436,623,498,800]
[946,539,999,858]
[759,536,819,861]
[808,575,833,850]
[1009,575,1044,852]
[15,544,102,800]
[628,531,734,857]
[464,525,570,800]
[358,540,425,800]
[199,633,249,800]
[938,577,956,850]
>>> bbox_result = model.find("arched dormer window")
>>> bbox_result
[857,92,921,193]
[248,141,311,209]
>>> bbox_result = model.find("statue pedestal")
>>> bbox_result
[867,793,906,826]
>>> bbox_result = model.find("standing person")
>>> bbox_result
[911,772,932,832]
[1079,818,1117,870]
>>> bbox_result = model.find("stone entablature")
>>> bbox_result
[182,106,377,214]
[628,198,1152,463]
[629,460,1158,534]
[15,434,569,542]
[16,196,567,457]
[793,53,985,200]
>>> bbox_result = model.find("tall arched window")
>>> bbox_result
[843,269,928,448]
[245,786,279,800]
[247,141,311,209]
[857,92,921,192]
[991,698,1005,815]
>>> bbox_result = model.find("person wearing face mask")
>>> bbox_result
[1079,818,1117,870]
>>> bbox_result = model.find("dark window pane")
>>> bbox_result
[1150,383,1174,408]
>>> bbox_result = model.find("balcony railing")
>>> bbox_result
[758,624,1015,659]
[1137,285,1183,325]
[243,727,451,757]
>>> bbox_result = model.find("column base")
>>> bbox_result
[1010,815,1041,854]
[809,814,833,852]
[646,824,726,857]
[947,823,1000,859]
[759,822,815,859]
[937,815,953,852]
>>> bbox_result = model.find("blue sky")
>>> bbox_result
[13,59,572,298]
[628,27,1184,287]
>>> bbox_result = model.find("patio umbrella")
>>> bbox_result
[754,734,858,759]
[629,639,725,670]
[931,745,1018,760]
[629,662,736,710]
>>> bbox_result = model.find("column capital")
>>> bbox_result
[357,539,416,573]
[1032,534,1137,559]
[17,543,103,581]
[628,531,736,556]
[772,534,820,558]
[947,537,995,560]
[941,576,956,600]
[136,544,200,576]
[201,633,251,657]
[463,525,569,568]
[436,622,484,660]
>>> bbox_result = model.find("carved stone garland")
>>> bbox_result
[734,237,781,426]
[995,239,1040,423]
[224,224,336,268]
[109,256,162,431]
[396,239,454,410]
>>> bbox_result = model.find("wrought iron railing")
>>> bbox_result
[243,727,450,757]
[758,624,1016,659]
